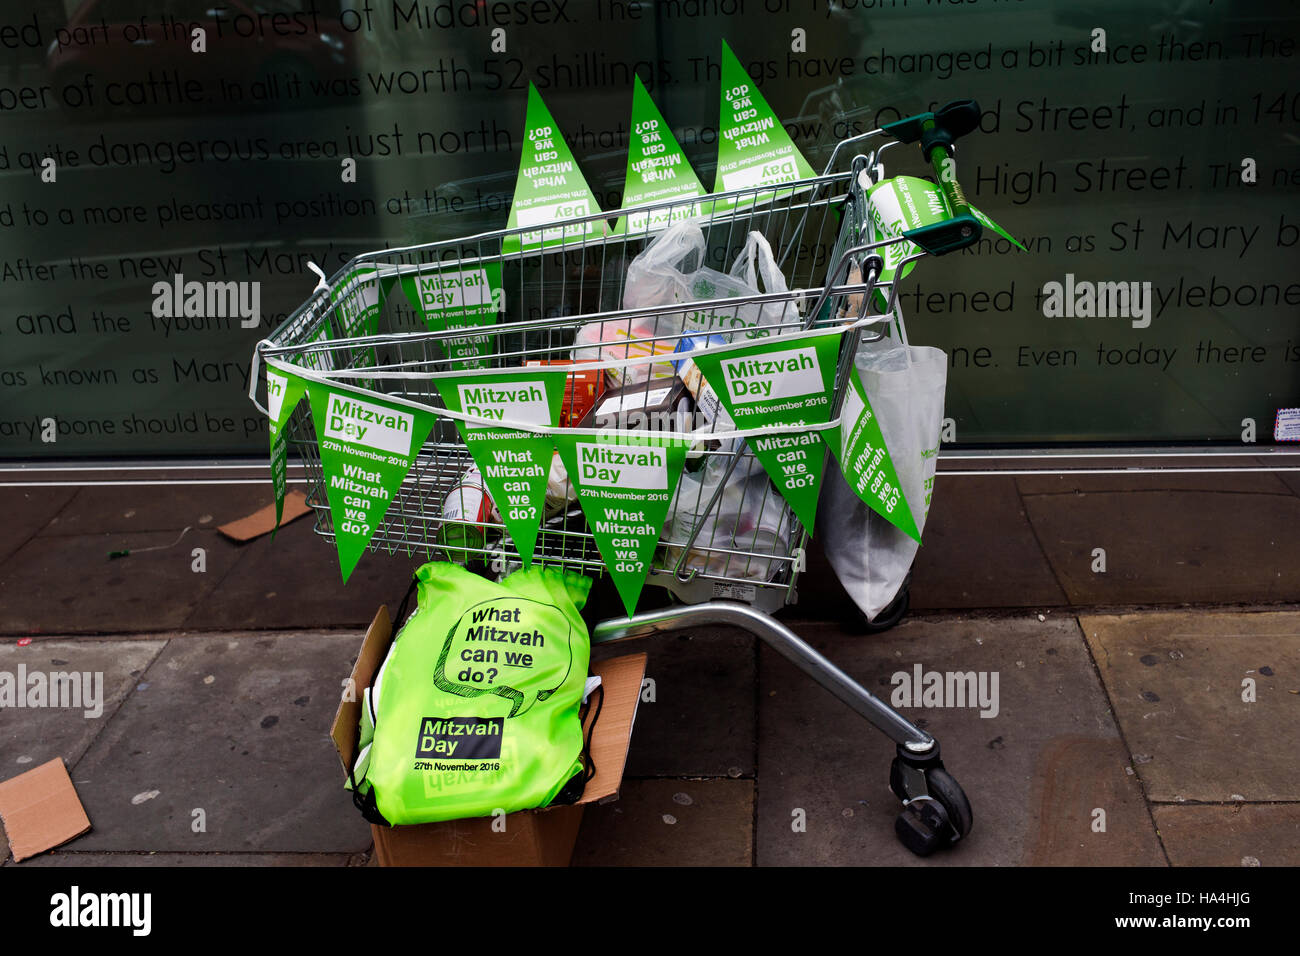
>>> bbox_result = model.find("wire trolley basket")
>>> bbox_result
[250,108,986,615]
[251,99,994,857]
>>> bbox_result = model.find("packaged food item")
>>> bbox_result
[671,333,725,398]
[570,318,679,388]
[694,383,734,431]
[578,377,694,434]
[670,334,734,433]
[524,358,605,427]
[439,465,497,553]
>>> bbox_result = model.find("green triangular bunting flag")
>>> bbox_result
[307,384,436,583]
[297,268,393,378]
[266,365,307,536]
[331,265,394,339]
[434,369,567,567]
[613,76,709,235]
[399,261,503,370]
[554,433,689,616]
[690,332,840,532]
[970,204,1025,249]
[504,84,608,254]
[714,40,815,202]
[827,371,921,542]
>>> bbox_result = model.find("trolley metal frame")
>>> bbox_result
[250,100,988,855]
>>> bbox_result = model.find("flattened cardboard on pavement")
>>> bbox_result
[218,490,310,542]
[0,758,92,862]
[333,606,645,866]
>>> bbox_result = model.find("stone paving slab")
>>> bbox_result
[795,477,1067,615]
[573,778,753,867]
[0,487,76,565]
[0,530,243,635]
[1278,470,1300,497]
[180,516,419,631]
[67,630,372,854]
[910,477,1068,610]
[755,615,1163,866]
[1020,735,1167,866]
[0,639,165,864]
[1151,804,1300,867]
[0,639,166,771]
[1079,611,1300,803]
[37,485,282,537]
[592,628,756,778]
[1023,491,1300,605]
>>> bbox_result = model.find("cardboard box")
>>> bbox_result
[332,606,645,867]
[524,358,605,427]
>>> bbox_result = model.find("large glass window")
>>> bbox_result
[1,0,1296,456]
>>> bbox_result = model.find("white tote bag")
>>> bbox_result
[820,317,947,622]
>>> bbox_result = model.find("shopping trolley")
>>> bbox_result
[250,100,988,856]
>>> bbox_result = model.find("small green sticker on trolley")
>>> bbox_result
[504,84,609,254]
[554,433,689,617]
[307,383,435,583]
[266,366,307,536]
[828,373,920,542]
[400,261,503,370]
[613,76,709,236]
[690,332,841,533]
[713,40,815,204]
[435,369,568,568]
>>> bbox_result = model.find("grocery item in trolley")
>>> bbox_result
[545,376,696,508]
[571,222,800,389]
[578,376,694,434]
[570,316,679,389]
[671,333,735,432]
[621,221,799,341]
[439,465,497,553]
[524,358,606,426]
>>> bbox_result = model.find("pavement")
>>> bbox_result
[1,468,1297,867]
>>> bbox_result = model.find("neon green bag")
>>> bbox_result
[350,562,594,825]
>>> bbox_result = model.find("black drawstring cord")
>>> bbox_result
[581,683,605,784]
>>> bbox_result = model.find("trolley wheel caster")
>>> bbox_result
[888,746,973,857]
[895,795,952,857]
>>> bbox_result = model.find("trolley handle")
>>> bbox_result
[880,99,984,256]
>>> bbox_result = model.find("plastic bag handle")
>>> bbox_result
[893,299,911,351]
[632,220,706,276]
[731,231,785,295]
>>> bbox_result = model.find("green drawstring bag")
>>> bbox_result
[349,561,595,825]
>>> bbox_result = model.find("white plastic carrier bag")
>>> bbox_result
[819,321,947,622]
[572,222,801,386]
